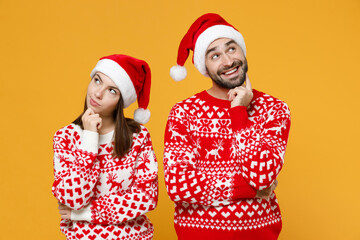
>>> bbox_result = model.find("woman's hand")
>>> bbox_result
[82,108,102,132]
[58,202,71,220]
[255,179,278,201]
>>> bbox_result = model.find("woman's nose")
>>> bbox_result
[95,89,104,99]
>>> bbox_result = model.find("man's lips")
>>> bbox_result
[221,66,239,76]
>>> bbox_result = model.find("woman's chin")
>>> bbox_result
[88,106,99,113]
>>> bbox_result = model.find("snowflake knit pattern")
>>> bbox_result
[52,124,158,240]
[164,89,291,240]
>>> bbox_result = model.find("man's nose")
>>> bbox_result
[222,54,233,66]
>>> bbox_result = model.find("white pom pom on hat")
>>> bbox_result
[170,13,246,81]
[170,65,187,81]
[90,54,152,124]
[134,108,151,124]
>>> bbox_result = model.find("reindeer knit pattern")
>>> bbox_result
[52,124,158,240]
[164,90,290,240]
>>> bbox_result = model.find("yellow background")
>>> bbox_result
[0,0,359,239]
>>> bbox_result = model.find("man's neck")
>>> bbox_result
[207,82,230,100]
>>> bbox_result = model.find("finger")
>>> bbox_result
[88,108,96,115]
[58,205,67,210]
[59,209,67,214]
[87,114,100,119]
[228,88,240,96]
[233,86,247,93]
[227,89,236,101]
[230,88,246,101]
[245,74,252,91]
[274,179,278,187]
[97,119,103,130]
[83,108,93,117]
[82,109,92,121]
[60,213,71,219]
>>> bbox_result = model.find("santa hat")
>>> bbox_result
[170,13,246,81]
[90,54,151,124]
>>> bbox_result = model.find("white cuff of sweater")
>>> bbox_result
[80,130,99,154]
[71,204,92,222]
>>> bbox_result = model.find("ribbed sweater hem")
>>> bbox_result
[175,221,282,240]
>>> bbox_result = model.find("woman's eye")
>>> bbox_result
[109,89,117,95]
[94,78,101,84]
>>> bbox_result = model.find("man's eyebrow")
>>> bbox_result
[206,46,217,56]
[225,40,236,46]
[206,40,237,56]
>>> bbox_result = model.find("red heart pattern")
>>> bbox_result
[52,124,158,239]
[163,90,290,238]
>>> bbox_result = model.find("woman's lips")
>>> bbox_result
[90,98,100,107]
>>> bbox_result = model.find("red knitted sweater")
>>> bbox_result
[52,124,158,240]
[164,90,290,240]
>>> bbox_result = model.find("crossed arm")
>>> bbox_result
[163,76,288,207]
[54,128,158,223]
[163,107,279,207]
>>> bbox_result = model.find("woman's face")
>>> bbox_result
[86,72,121,117]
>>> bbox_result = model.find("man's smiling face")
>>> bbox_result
[205,38,248,89]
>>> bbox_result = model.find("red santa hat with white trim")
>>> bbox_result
[90,54,151,124]
[170,13,247,81]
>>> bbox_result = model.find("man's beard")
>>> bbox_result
[207,58,248,89]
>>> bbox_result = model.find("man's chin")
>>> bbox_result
[217,77,245,89]
[213,80,239,89]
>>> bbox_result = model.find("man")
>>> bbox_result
[163,13,291,239]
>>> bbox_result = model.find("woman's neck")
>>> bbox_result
[98,116,115,135]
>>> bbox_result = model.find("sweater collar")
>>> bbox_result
[197,90,231,108]
[197,89,260,109]
[99,130,114,144]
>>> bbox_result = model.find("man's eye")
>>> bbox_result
[94,78,100,84]
[229,47,235,52]
[211,54,219,60]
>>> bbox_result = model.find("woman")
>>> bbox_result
[52,54,158,240]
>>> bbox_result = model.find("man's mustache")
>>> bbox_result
[217,60,243,74]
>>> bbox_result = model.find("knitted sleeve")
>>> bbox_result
[229,101,291,190]
[52,126,101,210]
[164,104,256,207]
[71,128,158,224]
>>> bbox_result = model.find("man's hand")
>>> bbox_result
[256,179,278,201]
[58,202,71,220]
[228,74,253,108]
[82,108,102,132]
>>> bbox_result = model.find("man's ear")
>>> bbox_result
[204,66,209,77]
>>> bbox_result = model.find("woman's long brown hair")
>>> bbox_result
[73,96,141,158]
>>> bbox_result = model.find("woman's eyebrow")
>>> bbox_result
[95,73,103,81]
